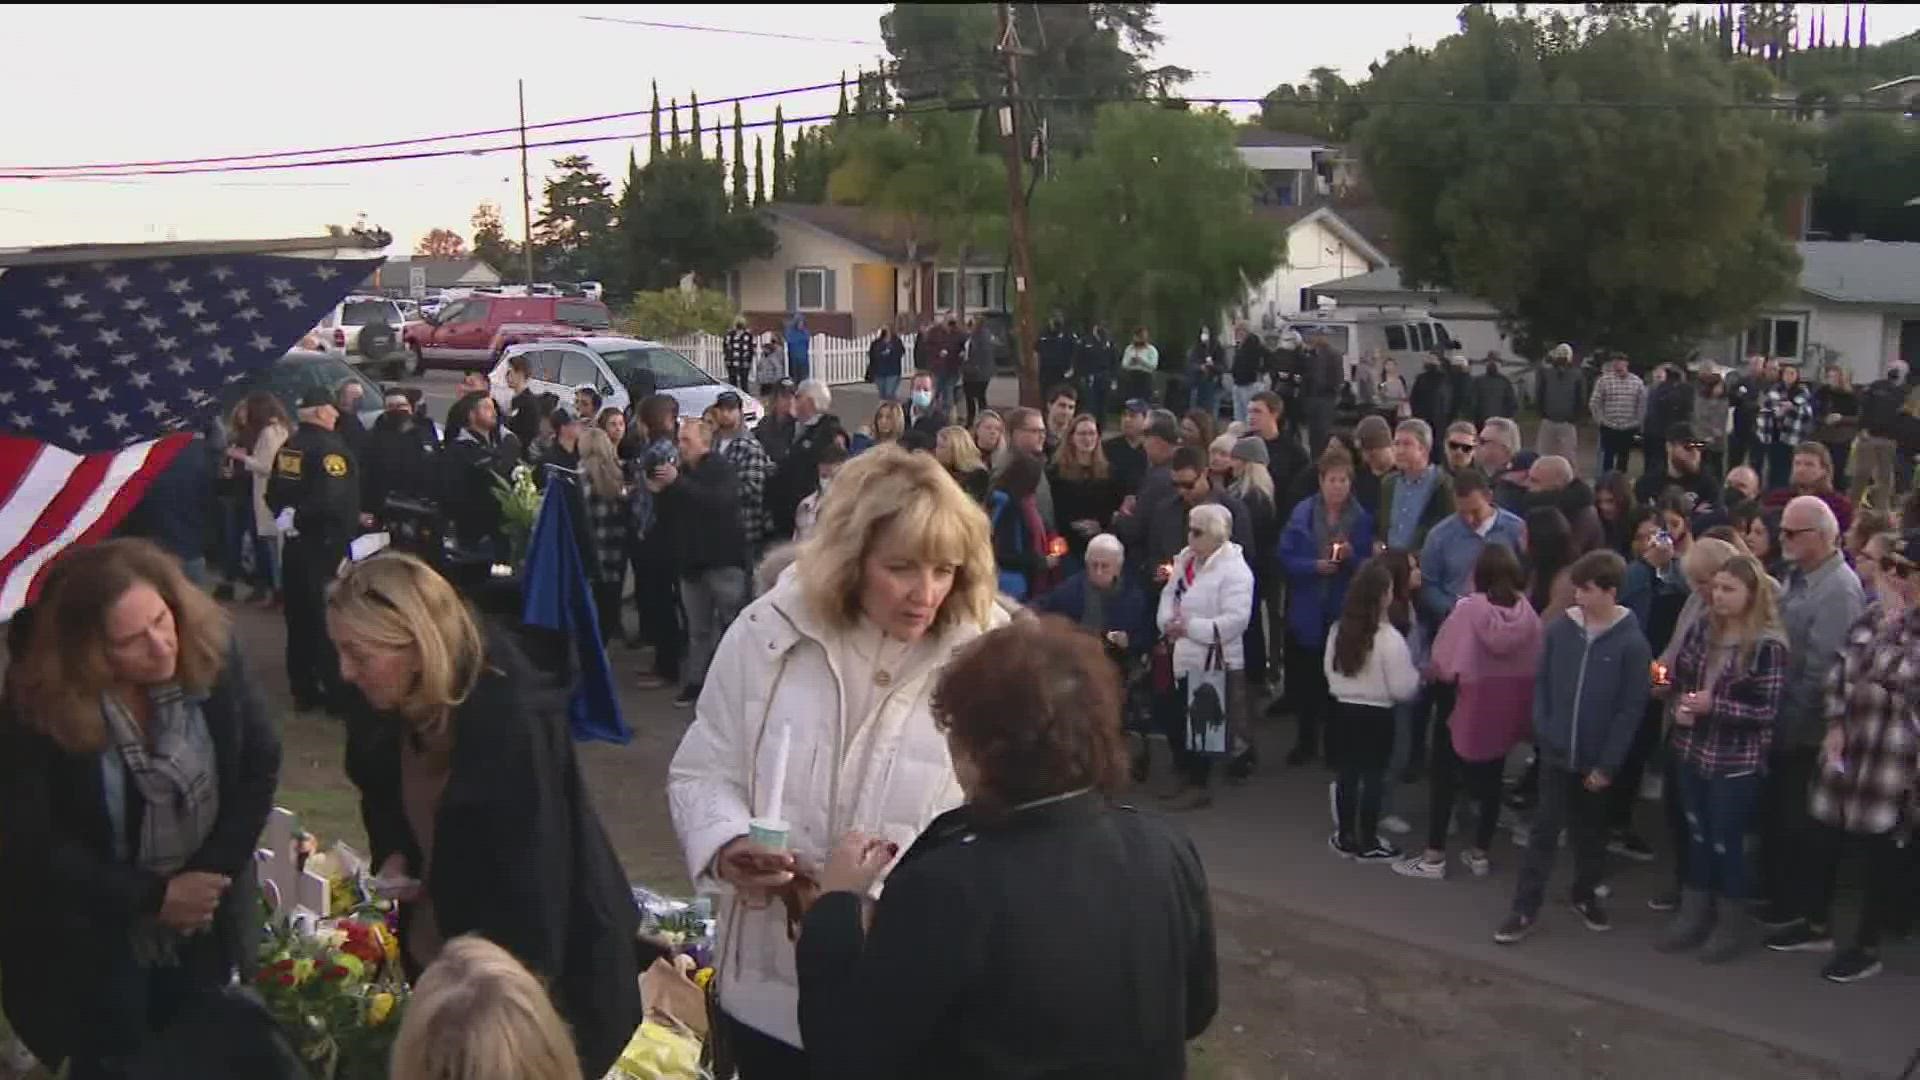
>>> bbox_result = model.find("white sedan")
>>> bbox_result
[487,336,762,427]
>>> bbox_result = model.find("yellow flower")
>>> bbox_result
[367,992,395,1027]
[693,967,715,990]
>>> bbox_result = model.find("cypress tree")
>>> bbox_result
[731,105,749,212]
[753,136,766,207]
[669,97,681,150]
[690,92,703,160]
[649,81,662,159]
[772,105,787,199]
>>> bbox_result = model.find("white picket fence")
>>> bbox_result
[660,329,917,387]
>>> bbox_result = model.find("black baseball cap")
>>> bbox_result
[1124,398,1151,415]
[296,387,334,409]
[549,407,576,427]
[715,391,743,410]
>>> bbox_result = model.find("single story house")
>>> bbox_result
[1311,240,1920,382]
[1237,205,1393,327]
[726,203,1008,337]
[358,257,502,296]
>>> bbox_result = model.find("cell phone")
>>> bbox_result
[1654,530,1673,546]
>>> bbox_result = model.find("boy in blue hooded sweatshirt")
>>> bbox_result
[1495,549,1652,944]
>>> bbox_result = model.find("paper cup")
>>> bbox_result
[748,817,790,853]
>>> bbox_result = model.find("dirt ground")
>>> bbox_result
[259,608,1842,1080]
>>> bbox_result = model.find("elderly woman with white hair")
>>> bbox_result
[1034,533,1153,662]
[1155,503,1255,810]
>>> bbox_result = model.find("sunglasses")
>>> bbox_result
[1447,442,1476,454]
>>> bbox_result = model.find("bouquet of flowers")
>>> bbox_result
[493,464,543,566]
[255,902,408,1080]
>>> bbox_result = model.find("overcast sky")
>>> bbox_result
[4,3,1917,255]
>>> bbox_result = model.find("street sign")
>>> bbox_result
[408,265,427,299]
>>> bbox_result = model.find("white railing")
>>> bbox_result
[659,330,919,387]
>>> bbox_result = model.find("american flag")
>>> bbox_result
[0,240,381,619]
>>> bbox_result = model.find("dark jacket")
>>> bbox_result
[344,631,640,1079]
[1049,468,1123,562]
[1037,326,1079,384]
[1534,363,1586,424]
[265,422,362,550]
[949,464,992,506]
[1635,465,1720,518]
[1643,378,1694,448]
[438,428,518,553]
[796,793,1216,1080]
[661,451,746,573]
[865,334,906,383]
[1231,336,1269,386]
[1410,363,1455,431]
[755,413,797,466]
[1302,343,1344,398]
[121,435,216,563]
[361,411,439,519]
[1531,607,1652,775]
[1032,573,1153,658]
[1471,371,1519,427]
[0,645,281,1068]
[1077,334,1120,379]
[1104,436,1148,497]
[767,414,845,541]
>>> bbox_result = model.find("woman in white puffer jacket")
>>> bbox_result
[668,446,1007,1076]
[1155,502,1254,810]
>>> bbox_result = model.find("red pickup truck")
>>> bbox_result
[403,294,612,371]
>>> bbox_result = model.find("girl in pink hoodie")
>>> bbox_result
[1394,544,1543,880]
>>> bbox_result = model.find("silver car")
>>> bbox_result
[488,336,763,426]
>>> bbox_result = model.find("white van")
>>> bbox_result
[1281,309,1460,376]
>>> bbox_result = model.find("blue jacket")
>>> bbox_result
[1277,496,1375,649]
[1531,606,1652,775]
[1032,572,1152,658]
[1416,508,1526,627]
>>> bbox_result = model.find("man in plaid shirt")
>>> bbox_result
[710,390,772,558]
[1774,532,1920,980]
[1587,353,1646,476]
[723,317,756,392]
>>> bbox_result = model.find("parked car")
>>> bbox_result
[219,349,385,430]
[303,294,416,380]
[487,336,762,428]
[488,321,583,362]
[404,294,612,370]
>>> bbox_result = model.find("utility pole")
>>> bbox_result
[995,2,1040,408]
[518,79,536,288]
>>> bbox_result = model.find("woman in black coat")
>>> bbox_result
[330,552,640,1079]
[1048,414,1123,567]
[796,616,1217,1080]
[0,539,281,1079]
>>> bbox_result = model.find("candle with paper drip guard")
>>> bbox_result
[750,718,792,852]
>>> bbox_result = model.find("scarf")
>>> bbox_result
[1082,580,1113,633]
[1018,494,1055,593]
[103,686,221,967]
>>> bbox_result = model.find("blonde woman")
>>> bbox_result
[329,553,639,1078]
[577,426,629,639]
[934,425,991,505]
[669,446,1008,1076]
[1658,555,1787,962]
[0,539,279,1076]
[972,409,1008,471]
[390,935,581,1080]
[852,401,905,454]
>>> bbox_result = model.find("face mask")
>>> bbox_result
[911,389,933,409]
[817,477,833,496]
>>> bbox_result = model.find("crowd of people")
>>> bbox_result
[11,313,1920,1078]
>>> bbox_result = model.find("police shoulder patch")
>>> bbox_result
[322,453,349,478]
[274,449,303,477]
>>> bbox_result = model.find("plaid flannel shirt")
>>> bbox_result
[1587,371,1646,431]
[1757,384,1813,447]
[1669,618,1786,777]
[719,430,772,549]
[1811,604,1920,836]
[585,489,630,585]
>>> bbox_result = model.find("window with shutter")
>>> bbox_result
[794,267,827,311]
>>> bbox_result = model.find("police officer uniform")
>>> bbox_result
[266,387,362,712]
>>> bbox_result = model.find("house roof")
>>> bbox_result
[1254,200,1398,260]
[762,203,1002,264]
[1235,128,1334,150]
[1314,266,1414,294]
[360,257,500,290]
[1797,240,1920,305]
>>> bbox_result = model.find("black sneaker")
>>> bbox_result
[1766,922,1835,953]
[1355,840,1404,863]
[1607,831,1656,862]
[1327,832,1358,860]
[1647,890,1680,913]
[673,685,701,709]
[1571,897,1612,932]
[1493,912,1536,944]
[1821,949,1883,984]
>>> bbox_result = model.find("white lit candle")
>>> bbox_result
[763,718,791,823]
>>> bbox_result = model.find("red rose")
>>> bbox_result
[321,964,350,982]
[277,972,296,987]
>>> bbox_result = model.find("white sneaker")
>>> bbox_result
[1393,855,1447,880]
[1379,814,1412,836]
[1460,849,1491,877]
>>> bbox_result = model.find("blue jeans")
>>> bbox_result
[1679,765,1763,899]
[250,531,281,591]
[1081,372,1111,419]
[935,372,962,413]
[873,374,900,404]
[1193,374,1221,419]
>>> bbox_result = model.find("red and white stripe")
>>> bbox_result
[0,432,188,621]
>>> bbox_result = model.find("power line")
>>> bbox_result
[0,101,977,181]
[576,13,882,47]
